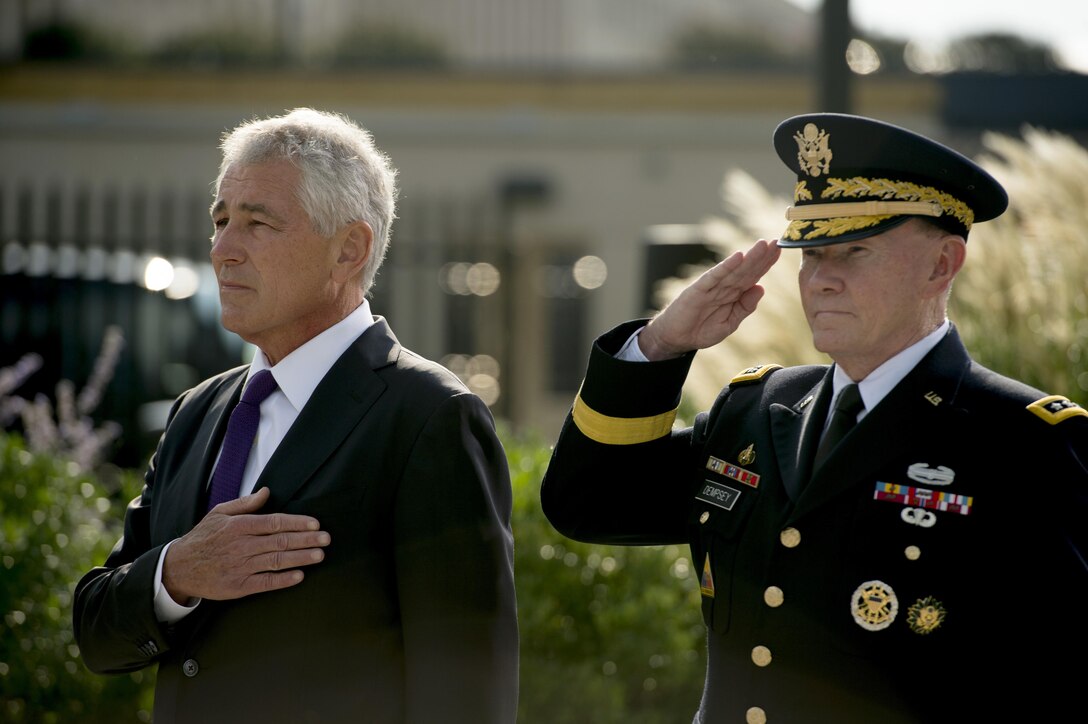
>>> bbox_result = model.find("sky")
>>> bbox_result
[786,0,1088,72]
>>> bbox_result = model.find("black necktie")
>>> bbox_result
[813,383,864,469]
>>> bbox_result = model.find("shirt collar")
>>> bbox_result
[248,299,374,412]
[831,320,949,417]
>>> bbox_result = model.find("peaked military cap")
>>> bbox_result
[774,113,1008,247]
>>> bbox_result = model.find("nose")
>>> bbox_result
[800,255,843,294]
[210,221,243,267]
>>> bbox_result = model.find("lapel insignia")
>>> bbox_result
[794,122,833,177]
[851,580,898,631]
[706,456,760,488]
[906,462,955,486]
[797,394,815,410]
[737,444,756,465]
[696,480,742,510]
[900,507,937,528]
[906,596,946,634]
[924,391,943,406]
[700,553,715,598]
[874,482,973,516]
[1027,395,1087,424]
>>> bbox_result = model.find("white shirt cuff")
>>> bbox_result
[153,540,201,623]
[615,328,650,362]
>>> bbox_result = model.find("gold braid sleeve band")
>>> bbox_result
[572,393,677,445]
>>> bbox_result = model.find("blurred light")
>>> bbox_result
[81,248,107,280]
[572,255,607,289]
[143,256,175,291]
[466,262,501,296]
[2,242,26,274]
[846,39,881,75]
[441,353,470,376]
[466,354,500,379]
[467,373,500,406]
[27,243,52,277]
[110,250,137,284]
[904,40,953,74]
[165,263,200,299]
[54,246,80,278]
[440,262,471,295]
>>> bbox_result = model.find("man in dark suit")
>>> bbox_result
[542,114,1087,722]
[74,108,518,723]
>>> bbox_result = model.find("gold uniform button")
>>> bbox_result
[779,527,801,548]
[751,645,772,667]
[905,545,921,561]
[764,586,784,608]
[699,511,710,524]
[746,706,767,724]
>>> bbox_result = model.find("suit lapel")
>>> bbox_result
[770,372,833,502]
[152,371,245,540]
[255,318,400,510]
[791,329,972,521]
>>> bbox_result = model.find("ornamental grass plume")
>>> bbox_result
[0,325,125,470]
[659,129,1088,411]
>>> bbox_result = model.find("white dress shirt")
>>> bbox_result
[153,299,375,622]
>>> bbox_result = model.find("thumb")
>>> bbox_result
[212,486,270,516]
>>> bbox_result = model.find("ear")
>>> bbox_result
[331,221,373,284]
[924,234,966,298]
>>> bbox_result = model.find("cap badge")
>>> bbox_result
[794,122,832,177]
[738,444,756,465]
[906,596,946,634]
[851,580,899,631]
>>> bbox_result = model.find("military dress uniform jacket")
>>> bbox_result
[74,318,519,724]
[541,320,1088,723]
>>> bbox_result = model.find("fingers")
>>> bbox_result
[211,485,269,515]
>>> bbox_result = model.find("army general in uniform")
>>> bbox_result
[541,114,1087,722]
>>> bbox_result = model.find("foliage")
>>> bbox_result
[149,29,280,68]
[669,25,804,72]
[953,128,1088,404]
[1,327,125,472]
[22,22,133,63]
[325,25,448,69]
[509,430,706,724]
[0,433,153,723]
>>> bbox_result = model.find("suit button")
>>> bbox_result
[182,659,199,677]
[905,545,921,560]
[751,645,772,667]
[764,586,784,608]
[746,706,767,724]
[779,527,801,548]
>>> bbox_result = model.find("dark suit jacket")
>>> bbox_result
[75,318,518,724]
[543,321,1087,723]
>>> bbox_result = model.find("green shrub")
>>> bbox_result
[0,433,153,723]
[509,430,706,724]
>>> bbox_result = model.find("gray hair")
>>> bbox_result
[216,108,398,295]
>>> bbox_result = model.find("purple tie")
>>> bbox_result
[206,369,279,511]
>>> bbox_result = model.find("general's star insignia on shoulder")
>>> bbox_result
[1027,395,1087,424]
[730,364,782,385]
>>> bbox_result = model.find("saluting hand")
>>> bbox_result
[162,486,330,604]
[638,238,782,360]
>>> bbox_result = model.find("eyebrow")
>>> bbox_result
[209,200,287,225]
